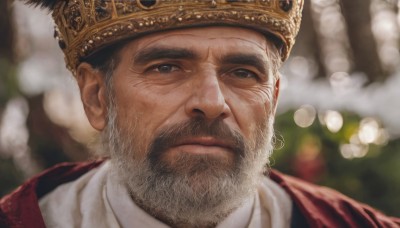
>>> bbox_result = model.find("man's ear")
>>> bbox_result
[272,77,280,115]
[76,63,108,131]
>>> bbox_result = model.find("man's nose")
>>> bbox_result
[185,72,230,120]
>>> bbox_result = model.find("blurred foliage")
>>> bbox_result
[272,110,400,217]
[0,157,23,197]
[0,0,19,106]
[0,59,19,107]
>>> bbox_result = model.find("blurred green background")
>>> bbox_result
[1,0,399,217]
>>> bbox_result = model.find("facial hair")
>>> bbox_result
[102,101,275,227]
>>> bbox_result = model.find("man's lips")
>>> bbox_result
[176,136,232,148]
[171,136,234,154]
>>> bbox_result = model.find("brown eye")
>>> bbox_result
[232,69,258,79]
[153,64,179,74]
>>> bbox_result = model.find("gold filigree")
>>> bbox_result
[64,0,84,34]
[51,0,304,75]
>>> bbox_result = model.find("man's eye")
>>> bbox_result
[152,64,179,74]
[232,69,258,79]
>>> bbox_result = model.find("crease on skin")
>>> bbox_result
[232,82,274,140]
[128,32,268,66]
[208,36,267,51]
[133,33,267,52]
[248,83,274,104]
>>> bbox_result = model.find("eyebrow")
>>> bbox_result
[133,46,198,65]
[220,53,268,74]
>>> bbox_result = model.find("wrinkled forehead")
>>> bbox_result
[124,26,271,58]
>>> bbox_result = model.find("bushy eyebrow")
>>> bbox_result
[220,53,268,74]
[132,46,269,75]
[133,46,198,65]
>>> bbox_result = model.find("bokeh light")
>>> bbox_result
[358,118,380,144]
[323,110,343,133]
[374,128,389,146]
[340,143,369,159]
[294,105,317,128]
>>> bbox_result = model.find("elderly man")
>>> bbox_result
[1,0,399,227]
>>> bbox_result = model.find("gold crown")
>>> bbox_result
[48,0,303,75]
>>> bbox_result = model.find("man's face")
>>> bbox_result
[110,26,278,162]
[88,26,280,226]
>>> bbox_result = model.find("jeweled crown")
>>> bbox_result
[44,0,304,75]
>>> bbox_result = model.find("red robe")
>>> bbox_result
[1,160,399,228]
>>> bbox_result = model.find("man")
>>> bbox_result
[1,0,399,227]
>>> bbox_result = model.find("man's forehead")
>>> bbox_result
[125,26,269,55]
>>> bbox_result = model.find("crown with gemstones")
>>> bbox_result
[33,0,303,75]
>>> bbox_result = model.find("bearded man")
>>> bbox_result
[1,0,399,228]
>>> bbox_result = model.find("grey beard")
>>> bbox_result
[102,102,275,227]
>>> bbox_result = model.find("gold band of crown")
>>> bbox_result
[51,0,304,75]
